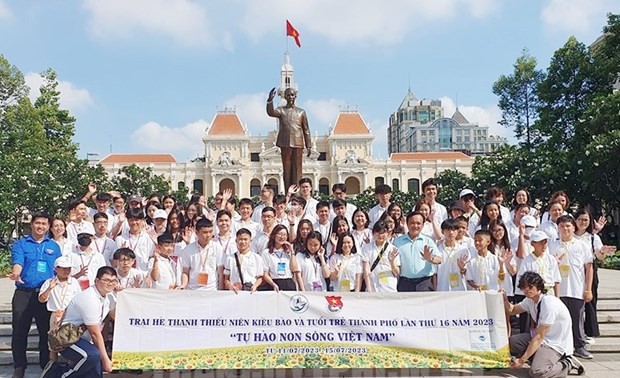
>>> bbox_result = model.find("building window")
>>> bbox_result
[374,177,384,187]
[250,153,260,162]
[319,178,330,195]
[407,178,420,195]
[318,152,327,161]
[392,179,400,191]
[193,179,203,195]
[464,136,470,142]
[250,179,261,197]
[177,181,185,191]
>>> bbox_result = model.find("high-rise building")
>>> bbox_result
[388,90,507,155]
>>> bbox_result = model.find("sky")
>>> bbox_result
[1,0,618,161]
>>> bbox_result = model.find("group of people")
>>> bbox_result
[9,178,617,378]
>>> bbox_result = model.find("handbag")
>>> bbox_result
[235,253,254,291]
[48,313,87,352]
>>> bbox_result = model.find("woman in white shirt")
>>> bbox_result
[50,217,74,257]
[329,234,362,292]
[261,225,301,291]
[540,200,564,241]
[296,231,331,291]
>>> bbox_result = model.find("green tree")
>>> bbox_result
[492,49,545,148]
[109,164,172,199]
[0,54,28,110]
[434,170,471,206]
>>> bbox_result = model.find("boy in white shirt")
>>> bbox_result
[92,213,117,266]
[149,234,183,290]
[113,248,145,290]
[233,198,261,238]
[548,215,594,360]
[224,228,264,293]
[368,184,392,228]
[465,230,501,291]
[436,219,470,292]
[181,218,225,291]
[115,208,155,275]
[70,223,106,291]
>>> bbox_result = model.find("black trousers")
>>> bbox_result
[584,262,600,337]
[561,296,586,349]
[11,288,51,369]
[514,294,530,334]
[397,276,434,292]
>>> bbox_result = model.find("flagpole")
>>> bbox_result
[285,21,289,53]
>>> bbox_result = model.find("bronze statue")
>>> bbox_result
[266,87,312,191]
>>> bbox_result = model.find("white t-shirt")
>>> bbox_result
[66,220,93,244]
[431,202,448,224]
[92,235,117,266]
[351,229,372,253]
[519,295,574,355]
[296,254,328,292]
[115,232,155,274]
[251,231,271,255]
[329,253,362,292]
[549,238,593,299]
[181,241,225,291]
[53,238,74,258]
[540,220,559,242]
[232,219,262,239]
[214,234,238,257]
[361,242,400,292]
[63,286,115,341]
[305,198,319,220]
[574,232,602,258]
[69,249,106,286]
[115,267,145,289]
[224,252,264,285]
[148,255,182,290]
[515,252,561,296]
[435,242,470,292]
[465,252,501,291]
[40,277,81,312]
[261,249,294,279]
[368,204,389,228]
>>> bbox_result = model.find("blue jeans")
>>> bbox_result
[56,337,102,378]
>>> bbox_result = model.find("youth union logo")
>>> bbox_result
[289,294,309,313]
[325,296,344,313]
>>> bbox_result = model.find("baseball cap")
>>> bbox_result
[76,222,95,236]
[530,231,548,242]
[153,209,168,220]
[54,256,73,268]
[521,215,537,228]
[128,194,142,204]
[448,201,466,212]
[459,189,475,198]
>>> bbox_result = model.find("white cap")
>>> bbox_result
[77,222,95,236]
[459,189,475,198]
[521,215,537,228]
[530,231,548,242]
[54,256,73,268]
[153,209,168,219]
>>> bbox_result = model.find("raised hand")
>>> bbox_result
[329,233,338,247]
[388,247,399,263]
[457,254,469,270]
[287,185,299,196]
[420,245,433,262]
[88,183,97,195]
[594,216,607,234]
[268,87,276,102]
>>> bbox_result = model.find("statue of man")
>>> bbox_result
[266,87,312,191]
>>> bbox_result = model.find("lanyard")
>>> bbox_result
[477,254,488,282]
[128,233,142,252]
[217,235,231,255]
[94,238,107,254]
[534,254,548,280]
[80,253,94,270]
[339,255,352,280]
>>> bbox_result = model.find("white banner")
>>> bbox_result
[112,290,510,370]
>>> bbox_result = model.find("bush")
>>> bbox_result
[0,247,11,277]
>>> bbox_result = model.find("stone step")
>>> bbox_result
[598,311,620,323]
[0,351,38,366]
[598,292,620,300]
[0,312,10,325]
[0,335,38,351]
[599,323,620,337]
[587,337,620,353]
[0,324,37,336]
[597,301,620,311]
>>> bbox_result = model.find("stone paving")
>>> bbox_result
[1,269,619,378]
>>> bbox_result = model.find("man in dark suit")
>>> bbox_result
[266,87,312,190]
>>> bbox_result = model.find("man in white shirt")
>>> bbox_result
[251,184,275,224]
[224,228,264,292]
[251,207,277,255]
[505,271,584,377]
[298,178,319,221]
[368,184,392,228]
[92,213,117,266]
[115,208,155,275]
[41,266,117,377]
[66,199,92,244]
[330,183,357,221]
[420,178,448,224]
[233,198,262,238]
[548,215,594,360]
[181,218,225,290]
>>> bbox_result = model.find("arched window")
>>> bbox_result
[344,177,361,194]
[318,178,330,196]
[374,177,385,188]
[193,179,203,195]
[250,179,261,197]
[407,178,420,196]
[392,179,400,192]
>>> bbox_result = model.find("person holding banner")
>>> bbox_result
[504,271,584,377]
[181,218,225,291]
[260,225,301,291]
[394,211,441,292]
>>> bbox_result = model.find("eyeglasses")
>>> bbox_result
[99,278,119,285]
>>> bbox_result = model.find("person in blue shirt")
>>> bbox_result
[393,211,442,292]
[9,212,61,378]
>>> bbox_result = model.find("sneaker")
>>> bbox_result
[567,355,585,375]
[585,336,596,345]
[39,361,57,378]
[573,347,594,359]
[12,367,25,378]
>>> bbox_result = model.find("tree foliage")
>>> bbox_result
[109,164,172,199]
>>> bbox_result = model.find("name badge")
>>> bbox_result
[449,272,459,288]
[36,261,47,273]
[197,272,209,286]
[339,279,351,292]
[378,271,390,285]
[277,262,287,276]
[559,265,570,278]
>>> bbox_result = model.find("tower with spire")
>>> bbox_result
[278,52,298,98]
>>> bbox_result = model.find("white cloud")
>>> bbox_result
[83,0,214,47]
[131,119,208,158]
[303,98,343,130]
[222,92,274,136]
[241,0,500,46]
[24,72,94,113]
[369,120,389,159]
[439,96,515,142]
[0,0,12,20]
[541,0,616,36]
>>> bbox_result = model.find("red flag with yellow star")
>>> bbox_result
[286,20,301,48]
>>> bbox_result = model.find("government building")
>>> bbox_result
[96,53,476,198]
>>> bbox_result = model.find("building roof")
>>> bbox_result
[390,152,472,161]
[399,89,418,109]
[206,111,246,136]
[99,154,177,164]
[451,108,470,124]
[331,111,371,135]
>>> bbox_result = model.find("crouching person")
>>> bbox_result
[41,266,117,377]
[504,271,584,378]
